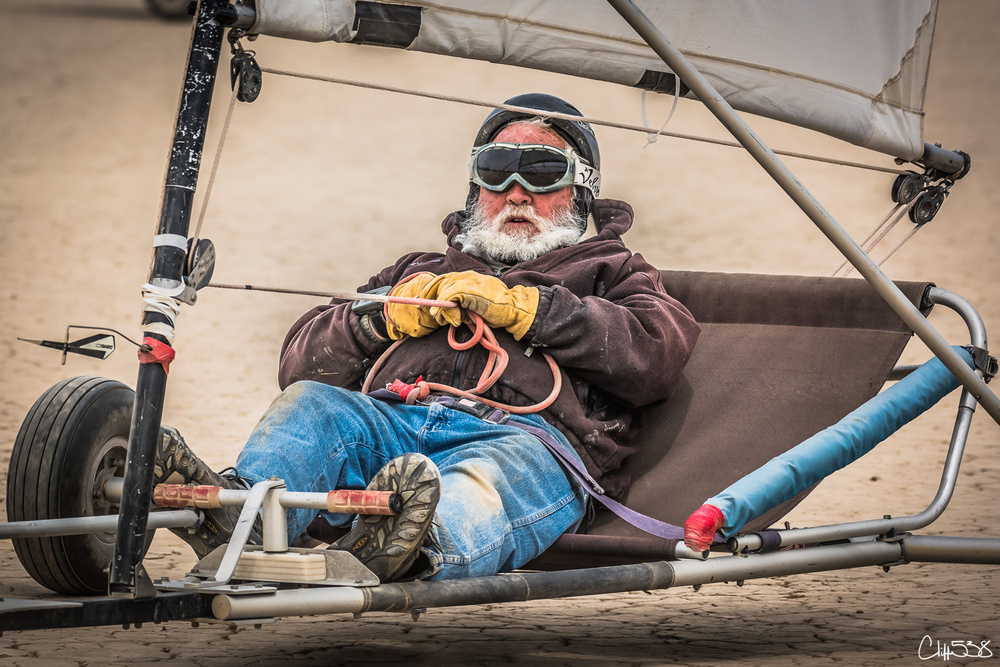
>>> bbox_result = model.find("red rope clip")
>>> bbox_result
[138,337,175,374]
[387,376,430,404]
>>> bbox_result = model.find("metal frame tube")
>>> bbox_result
[213,540,902,620]
[729,291,986,552]
[900,535,1000,564]
[918,142,970,177]
[669,540,902,587]
[605,0,1000,426]
[731,399,976,552]
[262,484,288,552]
[0,511,199,540]
[108,0,225,597]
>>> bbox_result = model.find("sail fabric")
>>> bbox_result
[248,0,938,160]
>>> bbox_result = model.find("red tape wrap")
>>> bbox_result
[138,337,175,374]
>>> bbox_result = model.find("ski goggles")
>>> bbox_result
[469,143,601,197]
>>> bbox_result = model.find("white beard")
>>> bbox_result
[456,202,586,264]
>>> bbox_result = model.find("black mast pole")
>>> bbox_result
[108,0,225,597]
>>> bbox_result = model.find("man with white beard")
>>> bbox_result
[154,94,701,582]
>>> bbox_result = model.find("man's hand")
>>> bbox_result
[384,273,451,340]
[429,271,540,340]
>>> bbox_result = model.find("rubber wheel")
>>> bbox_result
[7,376,154,595]
[144,0,191,19]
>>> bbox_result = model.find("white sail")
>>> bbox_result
[248,0,937,160]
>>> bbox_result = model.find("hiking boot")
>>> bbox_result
[155,425,261,559]
[332,453,441,582]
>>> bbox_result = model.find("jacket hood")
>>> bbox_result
[442,198,635,252]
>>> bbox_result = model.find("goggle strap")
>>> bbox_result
[573,160,601,198]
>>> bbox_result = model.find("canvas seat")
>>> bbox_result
[527,270,932,569]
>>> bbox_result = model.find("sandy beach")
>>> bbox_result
[1,1,998,664]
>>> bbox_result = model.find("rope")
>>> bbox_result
[361,315,563,415]
[260,66,905,176]
[184,62,914,406]
[190,81,240,257]
[871,224,924,268]
[640,77,680,148]
[832,195,918,277]
[209,280,562,413]
[207,281,454,308]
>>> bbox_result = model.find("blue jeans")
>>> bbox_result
[235,381,587,580]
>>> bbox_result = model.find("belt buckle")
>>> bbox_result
[451,397,509,424]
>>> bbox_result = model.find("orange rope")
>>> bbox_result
[361,312,562,415]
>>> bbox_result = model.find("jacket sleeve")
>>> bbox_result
[526,255,700,408]
[276,256,422,390]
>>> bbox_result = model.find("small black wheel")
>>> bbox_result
[7,376,154,595]
[144,0,192,19]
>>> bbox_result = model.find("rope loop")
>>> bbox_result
[362,309,561,414]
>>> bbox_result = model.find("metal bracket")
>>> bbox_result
[173,479,282,588]
[154,478,380,590]
[178,238,216,305]
[964,345,998,383]
[155,579,278,595]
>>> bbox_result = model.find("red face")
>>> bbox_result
[475,123,576,240]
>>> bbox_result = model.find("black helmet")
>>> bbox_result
[466,93,600,227]
[474,93,601,170]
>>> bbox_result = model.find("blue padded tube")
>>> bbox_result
[709,347,975,537]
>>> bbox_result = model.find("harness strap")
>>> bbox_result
[369,387,689,542]
[369,388,510,424]
[505,421,687,541]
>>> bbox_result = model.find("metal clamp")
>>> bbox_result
[964,345,998,383]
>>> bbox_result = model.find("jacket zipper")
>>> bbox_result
[452,349,467,388]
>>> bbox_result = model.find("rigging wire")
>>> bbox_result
[190,81,240,258]
[832,199,916,277]
[259,66,907,176]
[190,57,923,289]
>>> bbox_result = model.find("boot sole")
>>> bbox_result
[335,453,441,582]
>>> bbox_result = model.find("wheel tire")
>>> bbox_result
[144,0,192,19]
[7,376,154,595]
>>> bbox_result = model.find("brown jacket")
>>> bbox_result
[278,199,700,499]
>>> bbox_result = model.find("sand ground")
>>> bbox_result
[1,1,998,664]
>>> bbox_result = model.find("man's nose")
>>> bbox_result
[505,182,532,205]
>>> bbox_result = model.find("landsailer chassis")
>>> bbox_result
[1,0,998,633]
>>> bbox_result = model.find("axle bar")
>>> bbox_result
[151,484,401,515]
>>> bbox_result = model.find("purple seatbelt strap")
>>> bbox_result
[507,421,685,541]
[368,389,685,541]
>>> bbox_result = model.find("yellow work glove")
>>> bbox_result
[383,273,454,340]
[429,271,540,340]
